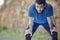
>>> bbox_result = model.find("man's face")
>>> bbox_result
[36,3,45,13]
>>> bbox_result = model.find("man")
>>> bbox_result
[25,0,58,40]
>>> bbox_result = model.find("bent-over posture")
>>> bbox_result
[25,0,58,40]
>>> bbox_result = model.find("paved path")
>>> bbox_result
[0,36,20,40]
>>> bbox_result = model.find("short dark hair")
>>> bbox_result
[35,0,46,5]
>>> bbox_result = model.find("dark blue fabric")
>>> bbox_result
[32,22,51,35]
[26,22,58,40]
[26,22,51,36]
[28,3,53,24]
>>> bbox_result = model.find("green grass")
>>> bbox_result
[0,26,60,40]
[0,26,24,39]
[32,29,60,40]
[32,29,51,40]
[58,34,60,40]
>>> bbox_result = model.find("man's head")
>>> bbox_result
[35,0,46,13]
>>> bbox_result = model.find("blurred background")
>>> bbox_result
[0,0,60,40]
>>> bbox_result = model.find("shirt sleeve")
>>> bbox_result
[46,5,53,17]
[28,5,34,18]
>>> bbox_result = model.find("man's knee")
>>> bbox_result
[25,33,31,40]
[52,31,58,40]
[51,27,58,40]
[25,30,32,40]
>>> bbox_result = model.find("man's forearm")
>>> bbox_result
[29,22,33,31]
[47,17,54,29]
[48,22,54,29]
[47,19,56,29]
[29,17,34,31]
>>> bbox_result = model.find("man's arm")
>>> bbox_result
[47,17,57,34]
[47,17,53,29]
[29,17,34,32]
[25,17,34,35]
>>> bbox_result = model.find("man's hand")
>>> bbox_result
[50,27,57,34]
[25,29,32,36]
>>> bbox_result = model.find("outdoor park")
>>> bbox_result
[0,0,60,40]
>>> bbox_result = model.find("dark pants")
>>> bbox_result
[25,22,58,40]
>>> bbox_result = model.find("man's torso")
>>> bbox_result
[28,3,53,24]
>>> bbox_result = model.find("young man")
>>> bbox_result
[25,0,58,40]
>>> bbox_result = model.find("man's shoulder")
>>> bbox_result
[28,3,35,10]
[46,3,53,8]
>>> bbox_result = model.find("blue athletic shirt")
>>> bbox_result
[28,3,53,24]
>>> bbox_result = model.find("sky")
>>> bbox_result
[0,0,4,6]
